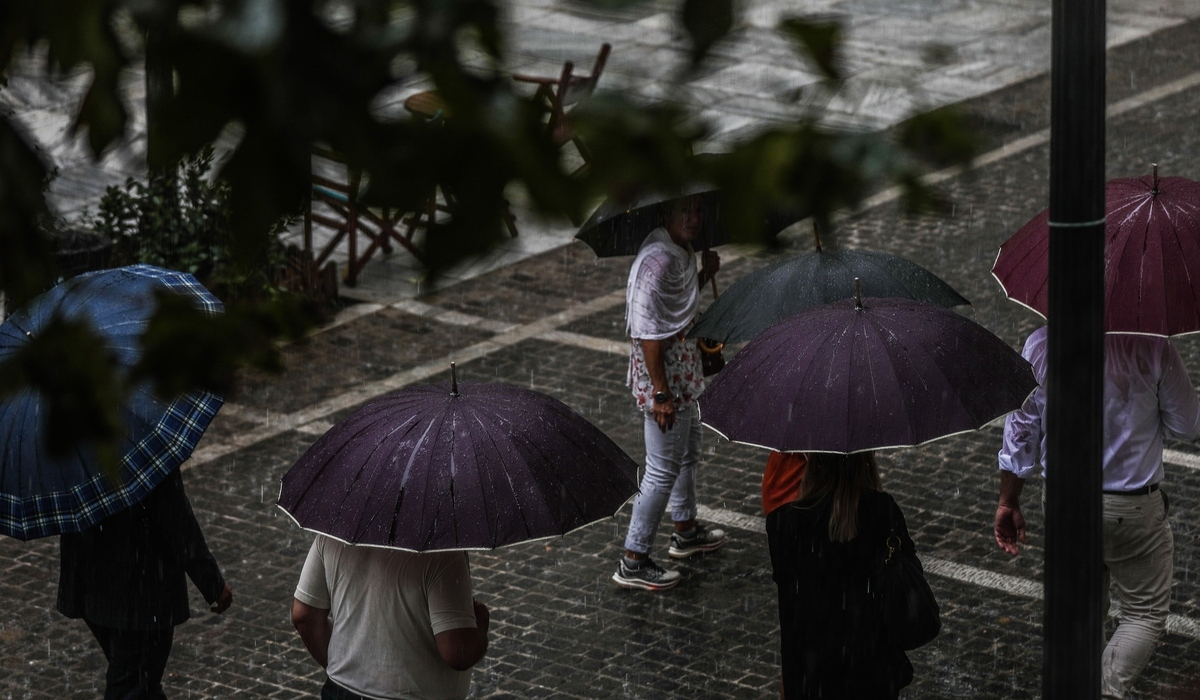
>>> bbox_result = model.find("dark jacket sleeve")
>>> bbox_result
[154,470,225,604]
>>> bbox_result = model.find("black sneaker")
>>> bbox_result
[668,523,728,559]
[611,557,682,591]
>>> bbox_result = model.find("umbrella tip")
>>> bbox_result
[854,277,863,310]
[813,221,822,252]
[450,362,459,396]
[1152,163,1159,193]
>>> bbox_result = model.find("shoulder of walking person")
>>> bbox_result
[861,489,914,549]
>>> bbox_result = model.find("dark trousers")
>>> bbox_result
[86,621,175,700]
[321,678,371,700]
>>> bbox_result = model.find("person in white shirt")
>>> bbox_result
[291,535,489,700]
[995,326,1200,699]
[612,195,728,591]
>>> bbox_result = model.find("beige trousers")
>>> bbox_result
[1099,489,1173,700]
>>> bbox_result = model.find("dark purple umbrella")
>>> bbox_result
[277,368,638,551]
[993,169,1200,336]
[697,295,1037,454]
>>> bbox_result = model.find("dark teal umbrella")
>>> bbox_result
[690,229,970,345]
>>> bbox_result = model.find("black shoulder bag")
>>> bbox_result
[877,502,941,650]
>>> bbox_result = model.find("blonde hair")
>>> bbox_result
[798,452,882,542]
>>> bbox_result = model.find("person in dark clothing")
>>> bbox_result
[767,452,914,700]
[58,468,233,699]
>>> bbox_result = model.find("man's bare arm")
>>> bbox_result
[291,599,333,668]
[640,338,675,431]
[995,470,1027,556]
[435,599,490,671]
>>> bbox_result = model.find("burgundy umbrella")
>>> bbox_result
[992,169,1200,336]
[697,295,1037,454]
[278,368,638,551]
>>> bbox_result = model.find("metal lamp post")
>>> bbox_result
[1044,0,1106,695]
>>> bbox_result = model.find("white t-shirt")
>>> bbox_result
[294,536,478,700]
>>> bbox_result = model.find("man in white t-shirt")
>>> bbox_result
[291,535,489,700]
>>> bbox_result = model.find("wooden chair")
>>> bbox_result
[303,148,426,287]
[512,43,611,175]
[399,92,519,239]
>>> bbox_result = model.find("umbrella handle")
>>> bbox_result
[701,244,719,300]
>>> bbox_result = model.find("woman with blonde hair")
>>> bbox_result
[767,451,918,699]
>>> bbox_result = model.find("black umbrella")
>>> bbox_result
[697,294,1035,454]
[277,365,639,552]
[575,185,803,258]
[689,226,970,345]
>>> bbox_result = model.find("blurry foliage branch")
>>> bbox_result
[98,146,234,279]
[0,0,977,462]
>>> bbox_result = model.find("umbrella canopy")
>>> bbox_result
[575,185,803,257]
[697,296,1036,454]
[690,235,969,345]
[278,373,639,552]
[0,264,224,540]
[992,171,1200,336]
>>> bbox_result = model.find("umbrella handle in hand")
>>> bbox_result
[710,275,719,300]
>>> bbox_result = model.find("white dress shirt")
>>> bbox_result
[998,326,1200,491]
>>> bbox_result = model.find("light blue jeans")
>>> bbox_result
[623,404,702,555]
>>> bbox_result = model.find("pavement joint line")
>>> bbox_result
[695,504,1200,641]
[190,250,752,469]
[186,289,630,468]
[1164,448,1200,470]
[536,329,630,357]
[852,70,1200,219]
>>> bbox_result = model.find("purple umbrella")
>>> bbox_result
[993,169,1200,336]
[278,367,638,551]
[697,295,1037,454]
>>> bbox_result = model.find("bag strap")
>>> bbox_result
[883,496,903,565]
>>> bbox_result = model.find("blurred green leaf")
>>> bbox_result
[681,0,733,66]
[0,0,980,463]
[0,315,123,478]
[898,106,979,169]
[44,0,128,155]
[571,94,704,201]
[132,291,318,399]
[780,16,842,82]
[0,115,56,306]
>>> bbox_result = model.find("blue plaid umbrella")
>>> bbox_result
[0,265,224,540]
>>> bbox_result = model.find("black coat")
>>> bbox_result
[57,469,225,630]
[767,488,915,700]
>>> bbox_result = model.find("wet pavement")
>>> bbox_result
[5,15,1200,700]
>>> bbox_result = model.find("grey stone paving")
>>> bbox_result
[5,13,1200,700]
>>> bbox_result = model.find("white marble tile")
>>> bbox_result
[687,62,824,99]
[1107,12,1186,47]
